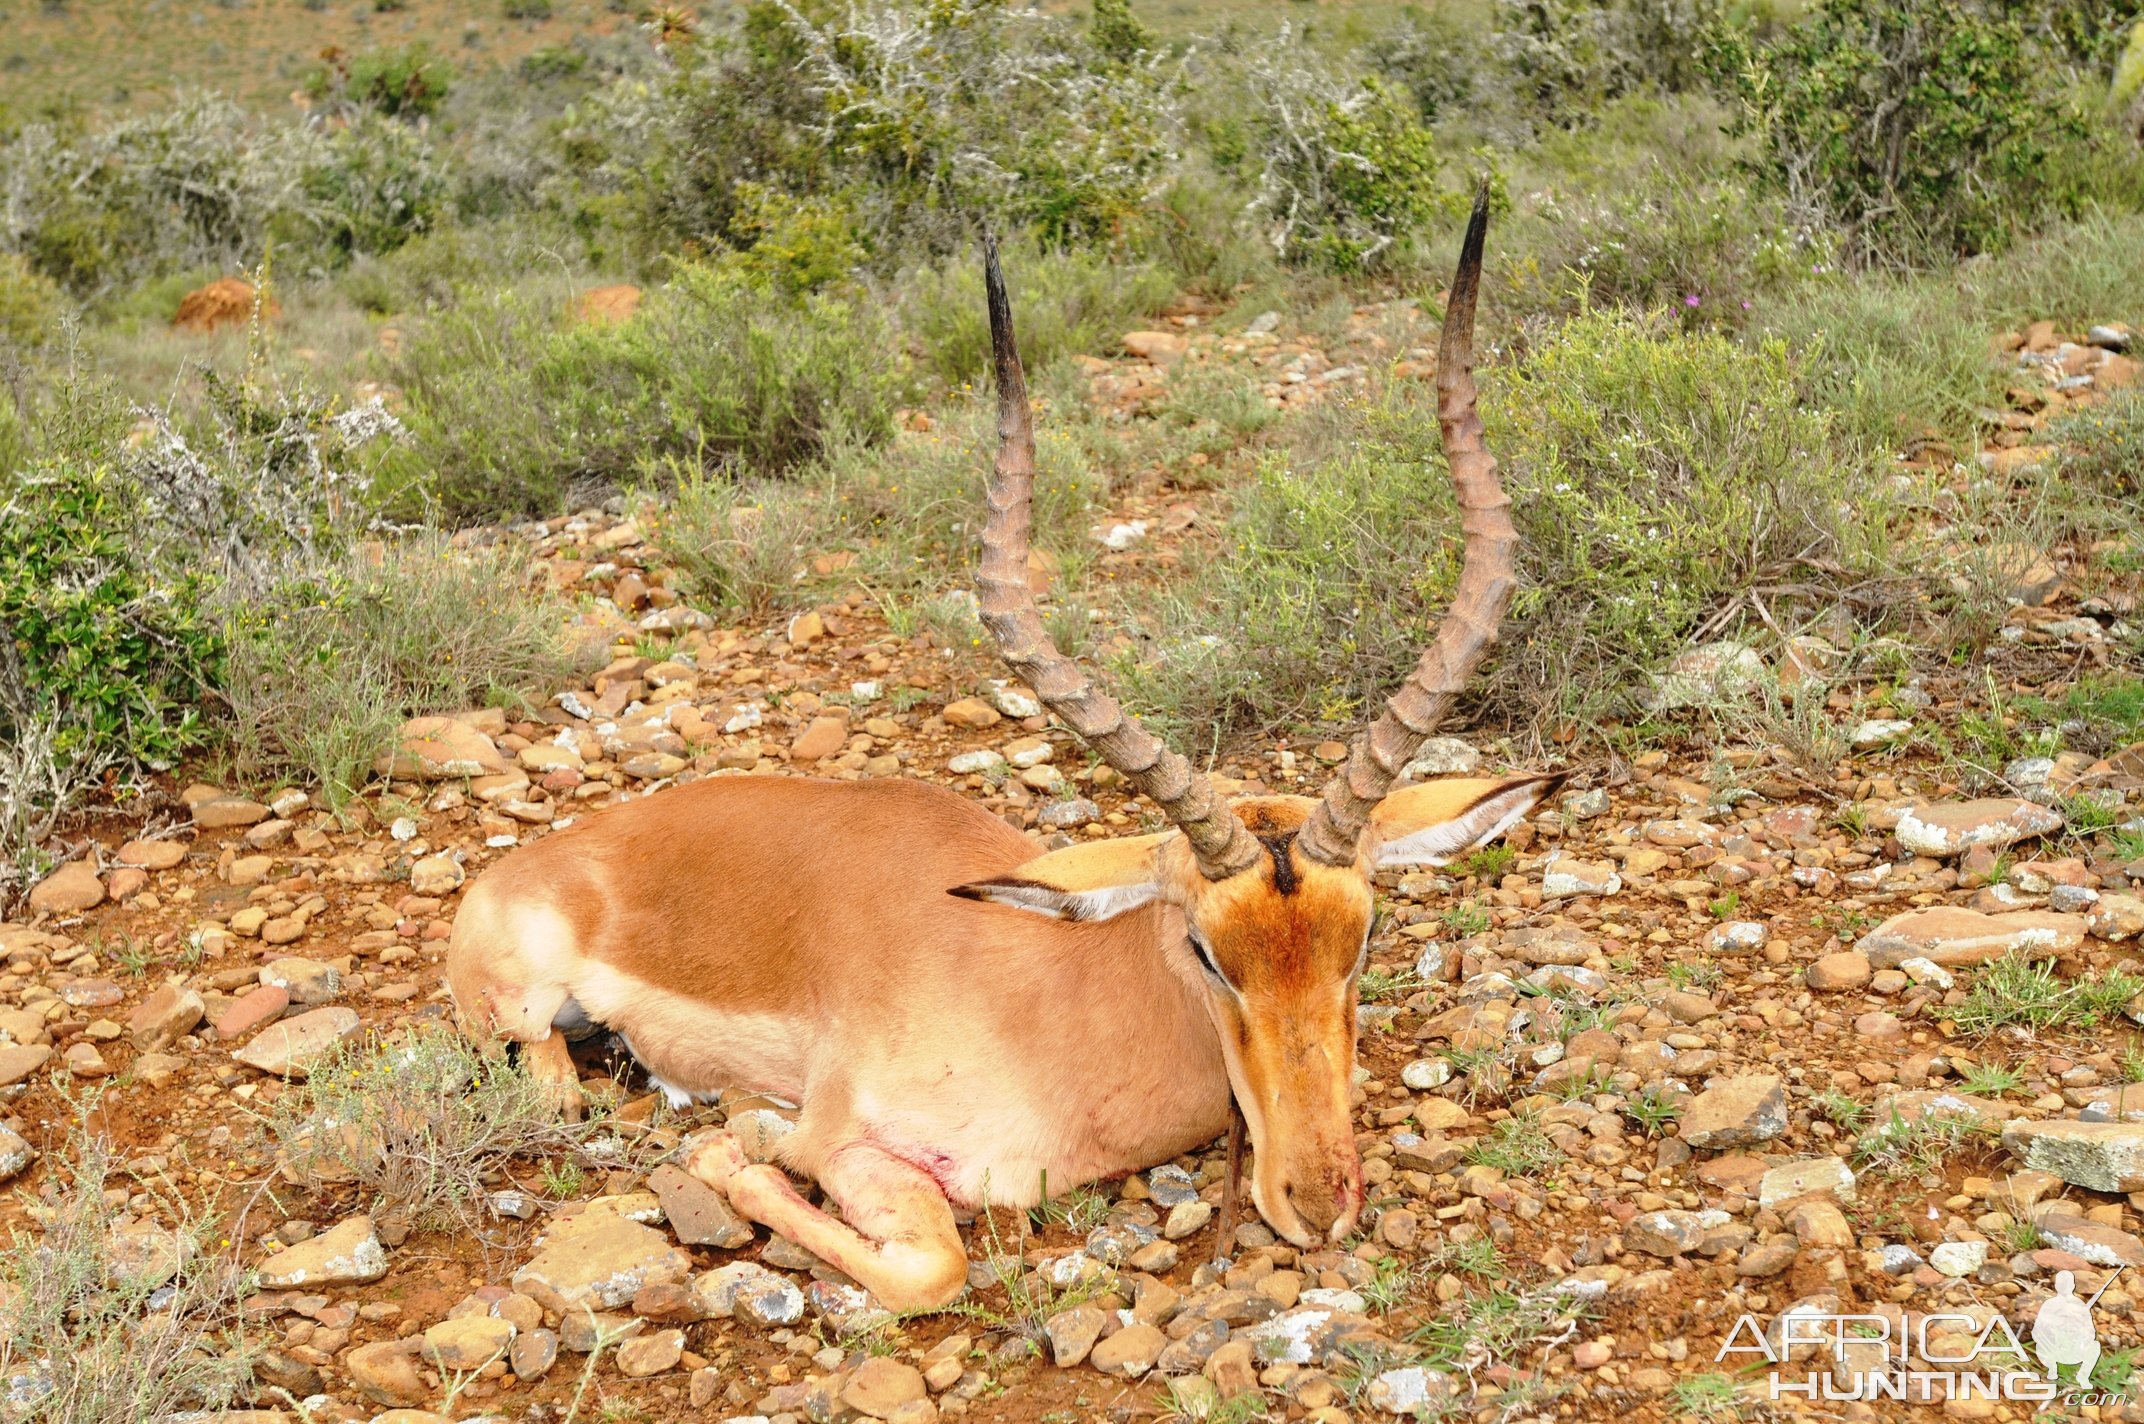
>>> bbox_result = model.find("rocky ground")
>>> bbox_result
[5,313,2144,1424]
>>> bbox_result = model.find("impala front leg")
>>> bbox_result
[682,1133,968,1312]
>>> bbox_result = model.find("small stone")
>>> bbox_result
[1787,1200,1853,1248]
[423,1315,515,1370]
[647,1164,754,1248]
[947,750,1006,775]
[233,1006,360,1077]
[216,984,291,1039]
[1929,1241,1990,1277]
[842,1357,928,1417]
[1542,856,1620,899]
[27,861,103,915]
[1680,1075,1788,1149]
[192,797,270,829]
[117,839,187,870]
[1625,1210,1712,1257]
[1850,719,1914,749]
[511,1327,559,1381]
[789,715,851,763]
[0,1045,53,1087]
[1759,1157,1856,1207]
[1036,798,1100,830]
[1400,737,1480,778]
[1365,1365,1457,1415]
[261,958,341,1006]
[1806,951,1873,991]
[127,985,205,1051]
[0,1125,38,1182]
[344,1340,428,1408]
[1163,1200,1214,1240]
[2089,894,2144,942]
[258,1215,388,1287]
[1706,921,1768,954]
[1044,1304,1107,1367]
[1088,1322,1166,1377]
[409,855,465,896]
[941,699,1001,729]
[1401,1058,1453,1090]
[615,1327,685,1378]
[375,716,508,779]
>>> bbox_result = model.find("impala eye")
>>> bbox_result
[1187,933,1226,984]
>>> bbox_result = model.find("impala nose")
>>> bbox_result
[1284,1157,1364,1239]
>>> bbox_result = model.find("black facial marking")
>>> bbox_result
[1262,833,1299,896]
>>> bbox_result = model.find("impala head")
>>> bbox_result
[951,187,1557,1247]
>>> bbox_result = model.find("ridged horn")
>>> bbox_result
[1296,182,1519,868]
[976,235,1261,881]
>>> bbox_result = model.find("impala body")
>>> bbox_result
[447,190,1554,1311]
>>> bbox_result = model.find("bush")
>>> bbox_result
[0,459,222,774]
[897,240,1178,385]
[0,251,65,348]
[575,0,1181,266]
[0,1124,259,1424]
[222,539,584,802]
[268,1030,632,1232]
[2054,388,2144,494]
[309,43,455,120]
[1711,0,2091,265]
[1491,0,1719,129]
[1238,33,1458,270]
[295,110,449,261]
[1122,309,1881,740]
[504,0,554,17]
[386,264,906,517]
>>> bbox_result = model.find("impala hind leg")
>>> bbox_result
[682,1133,967,1312]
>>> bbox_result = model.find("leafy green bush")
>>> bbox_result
[0,460,222,771]
[296,110,449,261]
[1492,0,1719,129]
[504,0,554,18]
[897,240,1177,385]
[575,0,1181,267]
[223,540,583,802]
[1237,35,1456,270]
[2054,389,2144,494]
[309,43,455,120]
[0,252,65,348]
[386,263,906,517]
[1123,309,1880,739]
[1711,0,2090,265]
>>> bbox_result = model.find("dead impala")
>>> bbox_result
[446,190,1560,1311]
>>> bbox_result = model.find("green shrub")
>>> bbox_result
[222,540,583,801]
[2054,389,2144,494]
[294,110,449,262]
[898,241,1178,385]
[326,43,455,119]
[386,264,905,517]
[0,251,65,348]
[1123,308,1880,739]
[0,460,222,771]
[1491,0,1719,129]
[1238,34,1458,270]
[1711,0,2091,265]
[504,0,554,17]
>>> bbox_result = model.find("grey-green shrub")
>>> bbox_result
[384,262,907,517]
[1122,309,1882,740]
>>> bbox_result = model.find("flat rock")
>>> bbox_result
[1045,1303,1107,1367]
[1895,799,2064,857]
[423,1315,516,1370]
[2002,1119,2144,1193]
[646,1164,754,1248]
[233,1006,359,1077]
[615,1327,685,1378]
[192,797,270,829]
[691,1262,806,1326]
[2030,1210,2144,1266]
[28,861,104,914]
[1088,1321,1166,1377]
[374,716,508,779]
[1680,1075,1788,1149]
[512,1213,692,1315]
[261,958,340,1006]
[1759,1157,1856,1207]
[0,1044,53,1087]
[1542,856,1621,899]
[841,1357,927,1417]
[1806,951,1873,991]
[216,984,290,1039]
[117,839,187,870]
[127,984,205,1051]
[258,1215,388,1287]
[1857,907,2086,967]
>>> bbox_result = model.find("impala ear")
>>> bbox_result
[949,832,1176,922]
[1368,773,1567,870]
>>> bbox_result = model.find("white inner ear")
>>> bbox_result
[1374,785,1543,869]
[963,879,1161,923]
